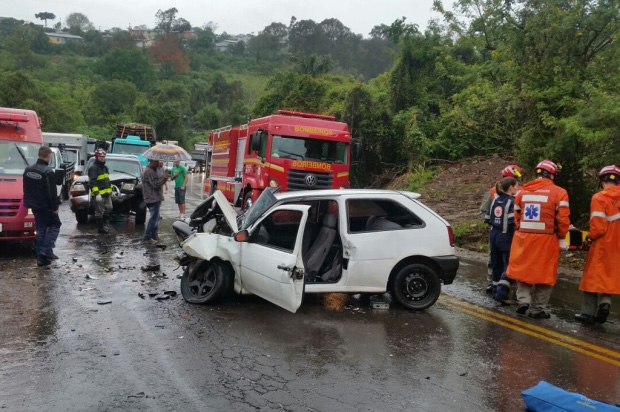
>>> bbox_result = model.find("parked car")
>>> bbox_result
[69,154,146,224]
[173,188,459,313]
[183,160,197,173]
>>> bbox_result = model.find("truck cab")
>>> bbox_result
[0,107,43,241]
[111,135,151,166]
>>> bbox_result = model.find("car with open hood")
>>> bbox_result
[69,154,146,224]
[174,188,459,313]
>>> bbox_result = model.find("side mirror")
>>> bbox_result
[351,139,363,163]
[250,130,263,152]
[234,230,249,242]
[54,169,64,186]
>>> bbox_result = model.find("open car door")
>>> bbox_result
[238,205,310,313]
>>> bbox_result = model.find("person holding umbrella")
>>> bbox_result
[140,143,191,243]
[142,158,170,243]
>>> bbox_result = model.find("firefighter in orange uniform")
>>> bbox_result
[480,164,524,292]
[574,165,620,324]
[506,159,570,318]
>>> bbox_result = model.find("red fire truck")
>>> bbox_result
[0,107,44,241]
[204,110,361,209]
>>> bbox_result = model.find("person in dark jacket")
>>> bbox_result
[484,177,519,302]
[88,148,113,234]
[142,158,170,243]
[23,145,62,266]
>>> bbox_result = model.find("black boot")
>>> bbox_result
[595,303,611,324]
[574,313,596,324]
[97,217,109,234]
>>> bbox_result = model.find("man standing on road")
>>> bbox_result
[170,160,188,219]
[507,159,570,319]
[23,145,62,266]
[142,158,170,243]
[574,165,620,325]
[88,148,113,234]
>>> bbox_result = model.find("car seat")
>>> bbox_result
[303,213,337,280]
[365,216,402,231]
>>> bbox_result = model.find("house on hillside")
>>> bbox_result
[128,27,162,48]
[215,39,240,52]
[46,32,84,44]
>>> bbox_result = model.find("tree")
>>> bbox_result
[65,12,94,33]
[155,8,191,33]
[35,12,56,28]
[147,33,190,76]
[95,48,157,90]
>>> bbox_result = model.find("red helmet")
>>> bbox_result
[598,165,620,182]
[501,164,524,179]
[535,159,560,176]
[94,148,106,157]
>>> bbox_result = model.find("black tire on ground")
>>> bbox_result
[180,260,230,304]
[75,210,88,224]
[243,190,253,210]
[135,202,147,225]
[390,263,441,311]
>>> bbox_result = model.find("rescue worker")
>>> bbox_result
[507,159,570,318]
[484,177,518,302]
[574,165,620,324]
[23,145,62,266]
[480,164,524,292]
[88,148,113,234]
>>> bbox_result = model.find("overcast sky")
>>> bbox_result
[13,0,441,37]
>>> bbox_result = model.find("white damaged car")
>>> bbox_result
[172,188,459,313]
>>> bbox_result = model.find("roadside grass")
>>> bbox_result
[452,220,489,251]
[408,166,441,193]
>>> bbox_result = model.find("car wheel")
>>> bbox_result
[180,260,230,304]
[243,190,253,210]
[135,202,147,225]
[76,210,88,224]
[390,263,441,311]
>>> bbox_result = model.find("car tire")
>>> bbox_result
[390,263,441,311]
[180,260,230,304]
[243,190,253,210]
[76,210,88,224]
[135,202,147,225]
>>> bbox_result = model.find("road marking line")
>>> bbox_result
[438,295,620,367]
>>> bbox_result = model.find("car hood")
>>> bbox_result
[0,176,23,196]
[211,190,239,232]
[74,173,140,184]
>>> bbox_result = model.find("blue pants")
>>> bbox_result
[143,202,161,241]
[33,208,61,257]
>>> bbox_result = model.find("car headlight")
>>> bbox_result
[121,182,136,192]
[27,208,33,215]
[268,177,279,188]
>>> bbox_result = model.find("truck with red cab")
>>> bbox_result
[204,110,361,209]
[0,107,44,241]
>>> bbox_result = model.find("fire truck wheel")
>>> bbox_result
[243,191,253,210]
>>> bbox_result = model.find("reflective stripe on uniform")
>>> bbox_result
[514,205,521,211]
[522,195,548,202]
[558,200,569,208]
[607,212,620,222]
[591,211,607,219]
[520,221,546,230]
[97,173,109,180]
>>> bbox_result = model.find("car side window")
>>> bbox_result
[347,199,425,233]
[250,209,302,253]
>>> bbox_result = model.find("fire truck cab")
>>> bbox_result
[0,107,44,241]
[205,110,361,209]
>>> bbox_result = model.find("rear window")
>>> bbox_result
[347,198,425,233]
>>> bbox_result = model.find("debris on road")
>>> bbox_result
[97,300,112,305]
[141,264,160,271]
[85,274,98,280]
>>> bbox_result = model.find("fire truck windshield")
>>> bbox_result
[0,141,40,175]
[271,135,347,164]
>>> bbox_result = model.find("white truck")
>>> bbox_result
[42,133,89,179]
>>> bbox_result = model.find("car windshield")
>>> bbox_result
[113,143,148,156]
[271,135,348,164]
[0,141,40,175]
[63,149,78,163]
[240,187,279,230]
[87,157,142,179]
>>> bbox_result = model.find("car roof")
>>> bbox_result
[89,154,142,162]
[274,189,421,200]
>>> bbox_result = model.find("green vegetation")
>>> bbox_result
[452,221,489,250]
[407,166,439,193]
[1,1,619,220]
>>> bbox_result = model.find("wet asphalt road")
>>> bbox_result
[1,173,620,411]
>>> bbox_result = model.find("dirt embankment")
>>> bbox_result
[386,154,588,270]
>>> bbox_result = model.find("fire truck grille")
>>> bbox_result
[0,199,20,217]
[287,170,333,191]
